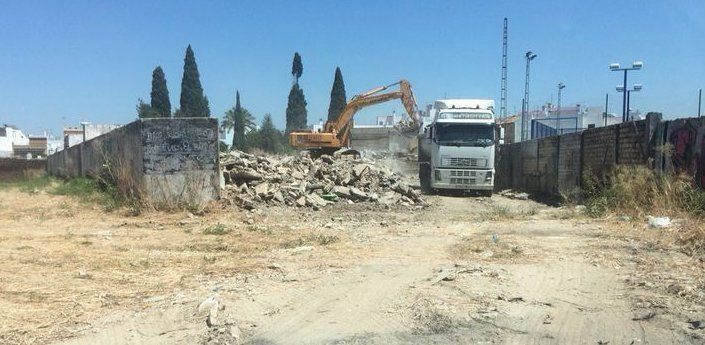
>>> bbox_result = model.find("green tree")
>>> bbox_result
[291,52,303,83]
[150,66,171,117]
[222,91,256,150]
[202,95,211,117]
[136,98,157,118]
[259,114,280,153]
[179,45,207,117]
[327,67,347,122]
[285,83,307,132]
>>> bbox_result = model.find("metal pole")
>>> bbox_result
[622,69,628,122]
[626,90,631,121]
[521,98,526,141]
[500,18,508,119]
[699,88,702,117]
[556,87,561,134]
[604,93,609,126]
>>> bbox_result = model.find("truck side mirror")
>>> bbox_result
[499,126,505,145]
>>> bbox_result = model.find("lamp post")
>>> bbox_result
[616,84,642,121]
[522,51,537,141]
[556,82,565,134]
[610,61,643,122]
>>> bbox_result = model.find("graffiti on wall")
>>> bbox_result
[668,119,705,187]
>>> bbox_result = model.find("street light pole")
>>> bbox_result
[626,90,631,121]
[622,70,628,122]
[522,51,537,141]
[616,84,641,121]
[610,61,643,122]
[699,88,702,117]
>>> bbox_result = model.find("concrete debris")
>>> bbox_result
[647,216,671,228]
[221,150,425,209]
[498,190,529,200]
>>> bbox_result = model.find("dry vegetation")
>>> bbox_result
[584,165,705,255]
[0,177,350,344]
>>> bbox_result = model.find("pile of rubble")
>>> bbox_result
[220,151,425,209]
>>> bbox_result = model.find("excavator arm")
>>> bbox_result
[289,79,420,150]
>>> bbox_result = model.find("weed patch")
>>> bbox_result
[0,175,55,193]
[281,233,340,248]
[203,223,231,235]
[584,166,705,219]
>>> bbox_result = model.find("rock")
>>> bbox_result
[349,187,369,200]
[647,216,671,228]
[306,193,329,208]
[231,170,263,182]
[353,164,370,178]
[291,171,304,180]
[688,320,705,330]
[254,182,269,197]
[514,192,529,200]
[272,191,285,203]
[296,196,307,207]
[332,186,351,197]
[198,295,220,315]
[320,155,335,164]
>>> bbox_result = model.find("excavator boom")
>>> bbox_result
[288,79,419,150]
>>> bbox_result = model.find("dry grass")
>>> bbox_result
[450,234,525,262]
[0,189,348,345]
[584,165,705,255]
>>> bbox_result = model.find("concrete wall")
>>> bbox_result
[496,113,662,196]
[47,118,219,205]
[351,126,416,153]
[0,158,46,181]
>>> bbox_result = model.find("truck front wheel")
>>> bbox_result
[419,163,432,194]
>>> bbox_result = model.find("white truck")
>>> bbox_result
[418,99,503,196]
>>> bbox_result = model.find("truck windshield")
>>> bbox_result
[436,123,494,147]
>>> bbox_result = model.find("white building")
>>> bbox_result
[0,125,30,158]
[63,123,121,149]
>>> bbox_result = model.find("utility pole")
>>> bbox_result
[699,88,702,117]
[557,82,565,135]
[603,93,609,127]
[522,51,537,141]
[500,18,508,119]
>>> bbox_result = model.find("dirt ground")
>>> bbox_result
[1,182,704,344]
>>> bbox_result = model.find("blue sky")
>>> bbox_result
[1,0,704,137]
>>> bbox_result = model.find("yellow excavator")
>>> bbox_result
[288,79,420,154]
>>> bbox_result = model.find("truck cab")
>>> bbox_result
[418,99,503,196]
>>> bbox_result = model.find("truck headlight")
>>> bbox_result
[435,170,441,181]
[485,171,493,181]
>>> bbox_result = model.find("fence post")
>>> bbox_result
[644,112,662,168]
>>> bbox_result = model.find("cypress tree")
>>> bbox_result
[231,91,244,149]
[179,45,206,117]
[291,52,303,83]
[286,83,307,132]
[202,95,211,117]
[327,67,347,122]
[150,66,171,117]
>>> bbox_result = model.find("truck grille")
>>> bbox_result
[450,170,477,177]
[450,178,476,185]
[449,157,486,167]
